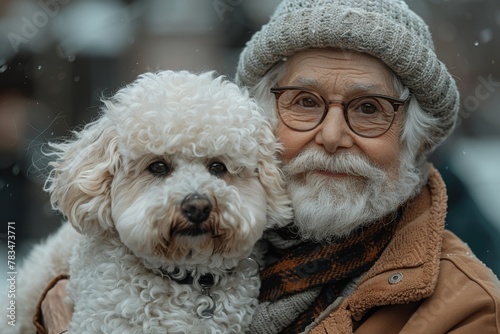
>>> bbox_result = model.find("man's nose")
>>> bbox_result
[314,105,354,153]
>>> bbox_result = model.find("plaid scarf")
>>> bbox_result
[259,209,402,333]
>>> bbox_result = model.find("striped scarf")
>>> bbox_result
[259,210,401,333]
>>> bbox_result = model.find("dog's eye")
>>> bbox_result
[208,162,227,177]
[148,161,171,176]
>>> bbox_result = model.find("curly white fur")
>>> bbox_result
[2,71,292,334]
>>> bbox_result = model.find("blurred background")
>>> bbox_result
[0,0,499,291]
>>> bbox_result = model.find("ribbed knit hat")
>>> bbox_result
[236,0,460,151]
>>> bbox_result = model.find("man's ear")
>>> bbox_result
[44,115,119,236]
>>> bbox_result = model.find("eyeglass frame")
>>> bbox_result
[270,86,413,138]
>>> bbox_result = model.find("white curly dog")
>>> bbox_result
[4,71,292,334]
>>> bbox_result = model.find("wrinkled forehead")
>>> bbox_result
[280,49,397,96]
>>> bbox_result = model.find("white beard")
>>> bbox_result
[283,148,421,241]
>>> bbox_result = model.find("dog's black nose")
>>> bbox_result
[181,193,212,224]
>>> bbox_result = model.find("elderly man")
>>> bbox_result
[234,0,500,333]
[35,0,500,333]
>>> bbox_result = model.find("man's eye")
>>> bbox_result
[148,161,172,176]
[208,161,227,177]
[298,97,319,108]
[359,103,378,114]
[294,93,322,109]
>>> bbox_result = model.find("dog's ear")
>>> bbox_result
[256,123,294,228]
[44,115,119,236]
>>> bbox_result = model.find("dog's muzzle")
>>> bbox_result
[181,193,212,224]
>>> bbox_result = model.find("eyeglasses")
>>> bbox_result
[270,86,412,138]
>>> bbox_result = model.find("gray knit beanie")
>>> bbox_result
[235,0,460,151]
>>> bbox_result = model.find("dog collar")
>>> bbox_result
[163,270,215,287]
[159,268,217,318]
[159,258,259,318]
[159,257,259,285]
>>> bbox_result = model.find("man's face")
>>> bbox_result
[275,49,417,240]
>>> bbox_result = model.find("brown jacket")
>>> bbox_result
[34,167,500,333]
[310,166,500,333]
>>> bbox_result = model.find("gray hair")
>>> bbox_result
[249,58,436,185]
[236,0,460,153]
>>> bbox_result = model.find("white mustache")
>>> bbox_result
[282,149,386,180]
